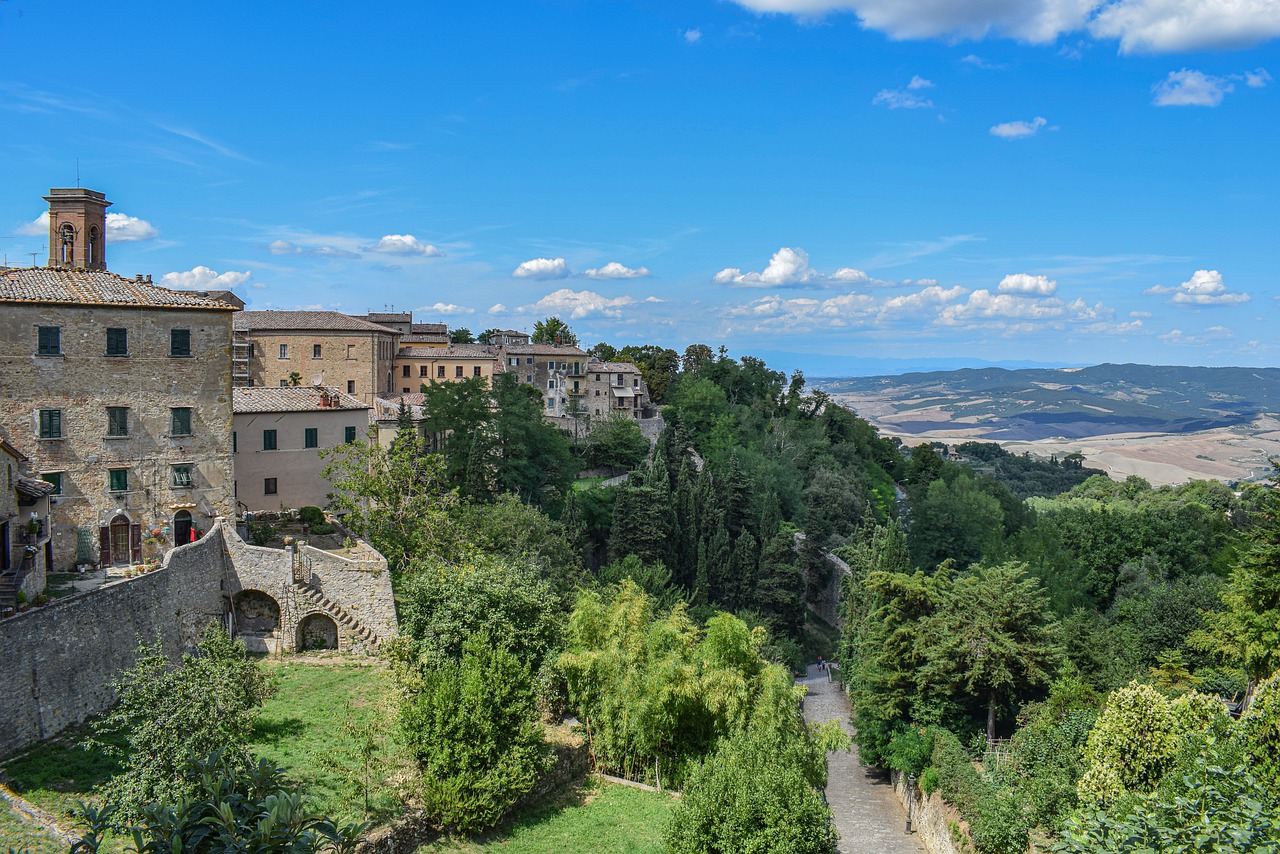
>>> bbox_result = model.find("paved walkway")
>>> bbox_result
[800,666,923,854]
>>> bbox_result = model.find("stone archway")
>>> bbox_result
[296,612,339,651]
[232,589,282,653]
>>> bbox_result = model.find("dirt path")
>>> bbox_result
[800,666,923,854]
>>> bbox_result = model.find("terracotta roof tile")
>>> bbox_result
[0,268,239,310]
[234,310,400,333]
[232,386,371,414]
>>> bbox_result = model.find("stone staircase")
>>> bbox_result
[290,581,383,653]
[0,572,19,617]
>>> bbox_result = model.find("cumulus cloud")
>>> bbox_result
[997,273,1057,296]
[1153,67,1271,105]
[1144,269,1250,305]
[684,28,703,42]
[1090,0,1280,53]
[106,213,160,243]
[583,262,652,280]
[1159,325,1236,344]
[938,290,1111,328]
[267,239,360,259]
[513,257,571,280]
[873,75,936,109]
[15,210,159,242]
[728,0,1280,53]
[363,234,443,257]
[715,247,822,287]
[516,288,641,319]
[161,266,253,291]
[489,303,508,313]
[990,116,1049,139]
[417,302,474,315]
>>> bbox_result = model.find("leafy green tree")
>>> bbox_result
[454,493,584,594]
[477,327,503,344]
[587,415,650,472]
[449,327,475,343]
[85,627,273,819]
[617,344,680,404]
[397,633,550,832]
[322,434,463,570]
[909,472,1005,569]
[681,343,714,376]
[491,372,577,507]
[589,341,619,361]
[919,562,1062,745]
[72,753,366,854]
[532,315,578,346]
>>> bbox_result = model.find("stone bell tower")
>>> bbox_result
[44,187,112,271]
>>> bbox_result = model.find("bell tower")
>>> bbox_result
[44,187,112,271]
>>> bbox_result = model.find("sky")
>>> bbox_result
[1,0,1277,375]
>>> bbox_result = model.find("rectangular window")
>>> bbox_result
[526,374,532,383]
[419,365,428,377]
[38,409,61,439]
[304,428,318,448]
[170,328,191,357]
[595,374,601,381]
[105,327,128,356]
[436,365,445,378]
[170,407,192,436]
[108,468,128,493]
[345,425,357,443]
[264,477,277,495]
[547,361,554,370]
[402,387,410,393]
[473,366,482,377]
[509,357,518,367]
[595,389,601,396]
[41,472,63,495]
[402,365,410,377]
[107,407,129,437]
[280,380,289,387]
[313,344,322,359]
[454,365,464,378]
[263,429,277,451]
[172,465,192,487]
[37,326,61,356]
[233,431,237,453]
[346,344,355,360]
[347,380,356,394]
[546,398,554,409]
[526,357,533,364]
[279,343,289,359]
[548,380,556,390]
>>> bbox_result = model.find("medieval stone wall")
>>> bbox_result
[0,529,229,758]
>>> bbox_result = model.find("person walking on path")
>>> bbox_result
[800,665,923,854]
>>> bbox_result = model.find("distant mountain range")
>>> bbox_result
[817,363,1280,441]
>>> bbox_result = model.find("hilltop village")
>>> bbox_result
[0,186,656,611]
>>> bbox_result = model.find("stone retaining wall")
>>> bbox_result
[0,529,229,758]
[892,770,963,854]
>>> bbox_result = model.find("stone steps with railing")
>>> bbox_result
[290,580,383,652]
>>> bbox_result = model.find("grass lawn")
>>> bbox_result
[0,655,403,845]
[573,476,607,491]
[418,778,674,854]
[0,798,65,854]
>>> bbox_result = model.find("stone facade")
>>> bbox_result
[0,518,397,758]
[394,344,500,394]
[0,260,238,571]
[232,386,372,512]
[235,311,400,404]
[499,343,591,422]
[579,361,651,421]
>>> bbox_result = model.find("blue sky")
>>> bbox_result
[2,0,1277,374]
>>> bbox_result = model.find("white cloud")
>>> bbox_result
[1159,325,1236,344]
[417,302,474,315]
[938,290,1111,327]
[161,266,253,291]
[513,257,571,280]
[516,288,641,319]
[489,303,508,313]
[267,238,360,258]
[729,0,1280,53]
[15,212,47,236]
[1090,0,1280,53]
[990,116,1049,138]
[1153,69,1232,105]
[14,210,158,242]
[363,234,443,257]
[105,213,159,243]
[1144,269,1250,305]
[997,273,1057,295]
[583,261,652,279]
[715,247,823,287]
[873,76,936,109]
[684,28,703,43]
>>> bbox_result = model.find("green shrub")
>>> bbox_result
[920,766,940,795]
[931,728,992,820]
[298,505,326,527]
[973,793,1030,854]
[886,725,935,776]
[248,520,277,546]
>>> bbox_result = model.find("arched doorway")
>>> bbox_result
[173,510,193,546]
[296,613,339,651]
[233,590,281,633]
[106,514,133,566]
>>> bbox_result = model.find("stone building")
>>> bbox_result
[232,386,371,512]
[233,310,400,402]
[393,343,501,394]
[0,189,239,570]
[1,440,56,611]
[582,361,653,421]
[499,343,591,422]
